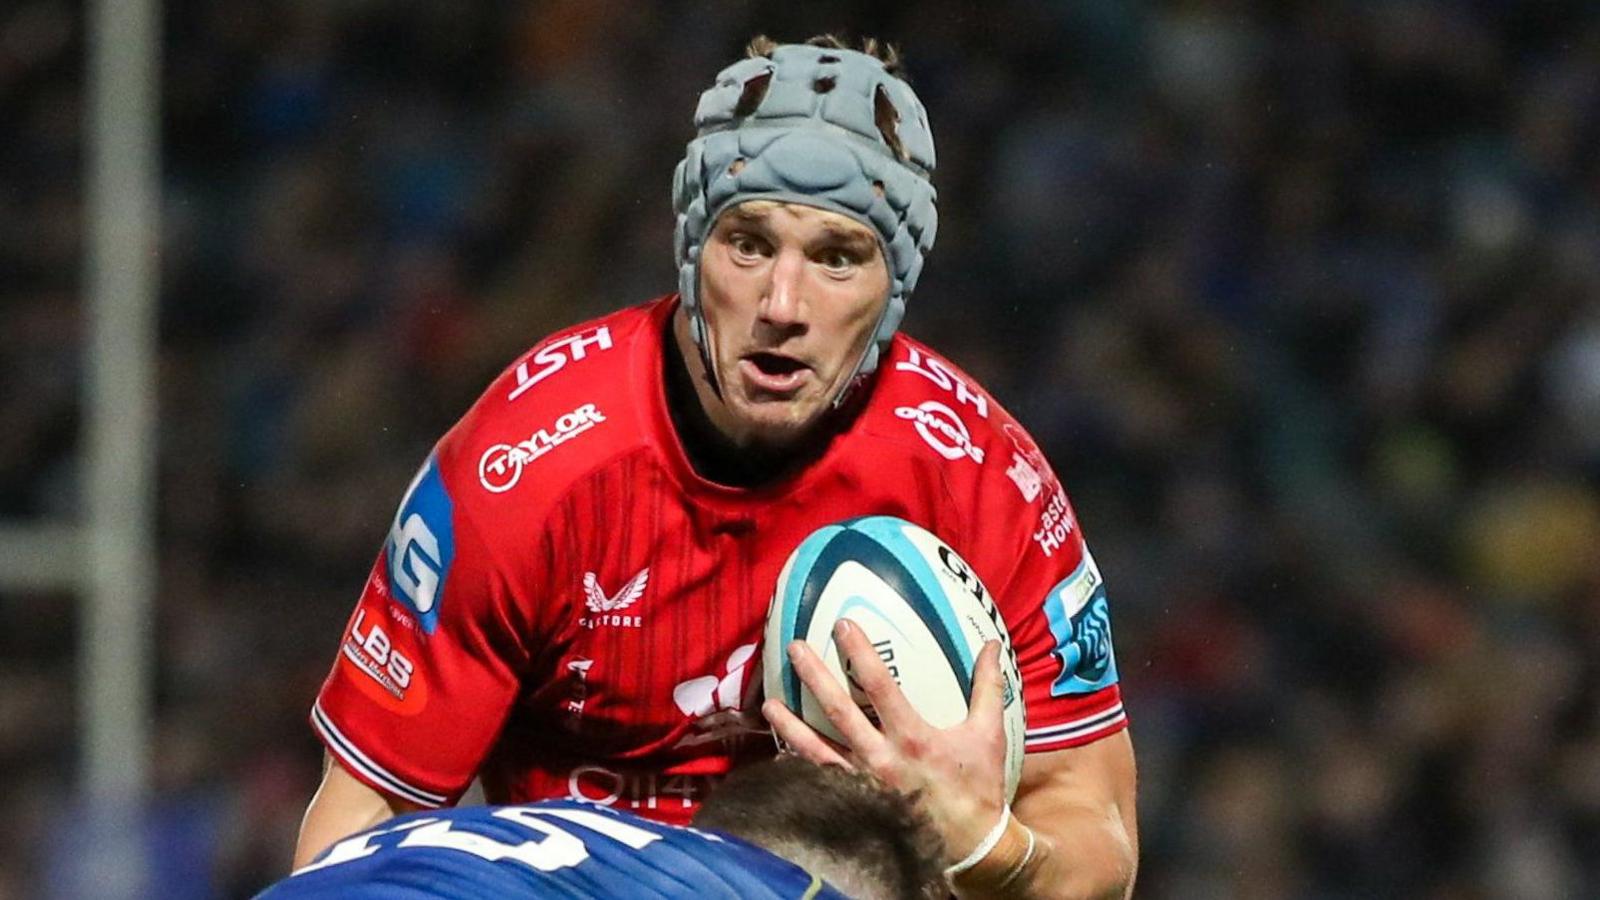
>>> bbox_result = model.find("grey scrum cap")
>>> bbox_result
[672,42,939,397]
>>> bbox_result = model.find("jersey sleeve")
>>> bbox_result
[311,447,534,807]
[977,418,1127,754]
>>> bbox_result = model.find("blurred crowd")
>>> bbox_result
[4,1,1600,897]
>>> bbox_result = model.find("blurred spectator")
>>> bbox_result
[4,1,1600,896]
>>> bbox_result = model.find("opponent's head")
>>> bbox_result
[694,755,947,900]
[672,35,938,443]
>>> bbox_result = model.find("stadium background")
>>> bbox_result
[4,1,1600,896]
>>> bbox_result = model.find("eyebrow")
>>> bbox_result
[718,207,773,229]
[815,224,878,255]
[717,208,880,256]
[717,208,754,223]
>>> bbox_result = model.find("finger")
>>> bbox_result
[761,697,854,769]
[786,638,887,755]
[832,619,923,731]
[964,640,1007,728]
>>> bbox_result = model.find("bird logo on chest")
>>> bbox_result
[578,568,649,629]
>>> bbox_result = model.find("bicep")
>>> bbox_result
[1016,729,1136,827]
[293,752,424,870]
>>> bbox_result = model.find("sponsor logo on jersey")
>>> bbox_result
[896,400,986,463]
[1005,452,1043,502]
[578,568,648,629]
[479,403,606,493]
[564,657,594,728]
[508,326,614,402]
[896,345,989,419]
[385,456,455,633]
[999,422,1073,553]
[1043,551,1119,696]
[341,606,428,714]
[672,643,763,750]
[1002,422,1054,505]
[566,764,723,812]
[1032,486,1075,557]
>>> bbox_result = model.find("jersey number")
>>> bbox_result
[297,806,662,876]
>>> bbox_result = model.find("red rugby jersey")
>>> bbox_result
[313,295,1126,823]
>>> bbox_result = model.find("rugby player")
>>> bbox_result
[295,35,1137,898]
[265,757,942,899]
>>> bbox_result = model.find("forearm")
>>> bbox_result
[952,804,1136,900]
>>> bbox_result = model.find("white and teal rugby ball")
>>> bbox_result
[763,516,1026,800]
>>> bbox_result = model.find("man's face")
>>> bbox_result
[691,200,890,450]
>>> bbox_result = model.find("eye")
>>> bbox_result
[817,248,861,275]
[728,232,769,261]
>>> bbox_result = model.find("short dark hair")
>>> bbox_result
[694,755,946,900]
[745,33,907,81]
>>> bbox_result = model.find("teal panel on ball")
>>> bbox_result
[841,516,975,677]
[775,523,846,708]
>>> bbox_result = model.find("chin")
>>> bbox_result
[729,398,826,450]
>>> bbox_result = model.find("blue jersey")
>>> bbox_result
[258,800,851,899]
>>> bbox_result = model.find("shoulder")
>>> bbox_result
[857,334,1074,561]
[432,297,668,516]
[859,334,1047,489]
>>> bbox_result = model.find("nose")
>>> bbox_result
[757,247,806,330]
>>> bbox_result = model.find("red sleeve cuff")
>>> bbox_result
[311,701,451,808]
[1023,700,1127,753]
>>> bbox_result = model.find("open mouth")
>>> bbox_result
[740,352,810,393]
[748,352,806,376]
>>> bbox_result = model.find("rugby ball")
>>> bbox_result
[763,516,1026,800]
